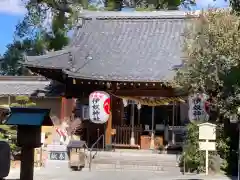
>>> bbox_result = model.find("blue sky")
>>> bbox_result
[0,0,229,55]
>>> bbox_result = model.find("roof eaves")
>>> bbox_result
[23,63,63,70]
[63,69,169,83]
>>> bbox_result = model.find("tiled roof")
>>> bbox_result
[0,76,64,97]
[25,11,191,82]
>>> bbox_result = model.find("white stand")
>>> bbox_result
[205,140,209,176]
[198,123,216,176]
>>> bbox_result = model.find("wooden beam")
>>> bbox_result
[105,110,112,145]
[60,97,66,122]
[112,89,175,97]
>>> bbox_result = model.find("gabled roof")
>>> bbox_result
[25,11,191,83]
[0,76,64,97]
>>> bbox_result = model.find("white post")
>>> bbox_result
[206,139,209,176]
[130,103,135,145]
[150,106,155,149]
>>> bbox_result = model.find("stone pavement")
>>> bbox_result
[6,168,236,180]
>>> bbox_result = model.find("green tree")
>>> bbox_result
[1,0,76,76]
[0,38,45,75]
[15,0,80,51]
[176,9,240,174]
[230,0,240,13]
[176,9,240,119]
[0,96,36,155]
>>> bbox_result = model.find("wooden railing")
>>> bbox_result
[112,124,143,145]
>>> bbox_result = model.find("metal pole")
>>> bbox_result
[97,128,100,150]
[130,103,135,145]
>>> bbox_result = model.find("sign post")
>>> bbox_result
[198,122,216,175]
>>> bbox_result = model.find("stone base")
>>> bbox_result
[45,144,68,169]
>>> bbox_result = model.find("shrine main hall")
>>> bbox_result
[24,11,193,150]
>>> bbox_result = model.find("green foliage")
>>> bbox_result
[216,124,230,171]
[105,1,116,11]
[176,10,240,174]
[176,9,240,119]
[0,39,45,75]
[136,4,156,11]
[87,4,99,10]
[11,96,36,107]
[230,0,240,14]
[16,0,81,44]
[180,122,205,173]
[0,0,76,75]
[0,132,5,140]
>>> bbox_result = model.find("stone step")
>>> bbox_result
[92,158,178,167]
[86,163,181,172]
[44,159,181,173]
[88,151,179,160]
[93,155,179,161]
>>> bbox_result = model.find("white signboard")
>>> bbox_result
[188,93,209,121]
[198,122,217,176]
[199,141,216,151]
[89,91,110,124]
[198,122,216,140]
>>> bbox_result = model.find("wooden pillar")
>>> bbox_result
[105,95,113,145]
[60,97,76,121]
[105,112,112,145]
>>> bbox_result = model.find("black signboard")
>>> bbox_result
[49,151,66,160]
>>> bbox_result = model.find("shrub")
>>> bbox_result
[179,122,205,173]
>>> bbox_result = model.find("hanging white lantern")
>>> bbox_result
[89,91,110,124]
[122,98,128,107]
[188,93,209,122]
[137,103,142,110]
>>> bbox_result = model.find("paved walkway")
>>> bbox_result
[6,168,236,180]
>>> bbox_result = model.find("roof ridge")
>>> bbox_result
[80,10,197,19]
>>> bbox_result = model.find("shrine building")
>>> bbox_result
[24,11,195,150]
